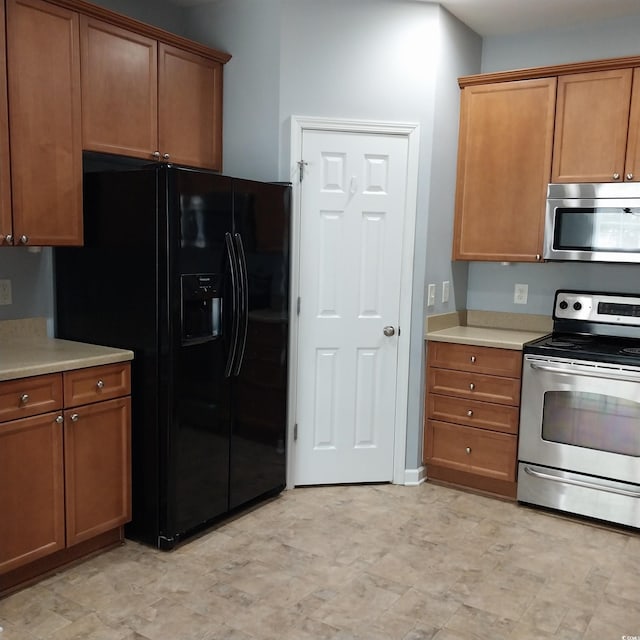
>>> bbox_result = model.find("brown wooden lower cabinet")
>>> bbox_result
[0,362,131,595]
[423,341,522,499]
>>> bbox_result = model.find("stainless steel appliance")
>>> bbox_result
[544,182,640,263]
[55,155,291,549]
[518,290,640,528]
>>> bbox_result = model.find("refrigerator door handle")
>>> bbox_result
[224,232,240,378]
[233,232,249,376]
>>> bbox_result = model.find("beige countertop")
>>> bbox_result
[425,310,551,350]
[0,336,133,382]
[426,325,547,350]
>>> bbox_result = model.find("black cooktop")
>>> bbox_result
[524,332,640,366]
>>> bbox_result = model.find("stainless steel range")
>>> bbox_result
[518,290,640,528]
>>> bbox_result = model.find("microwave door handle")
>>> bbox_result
[224,232,240,378]
[529,362,640,383]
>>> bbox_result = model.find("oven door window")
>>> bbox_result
[542,391,640,456]
[554,207,640,252]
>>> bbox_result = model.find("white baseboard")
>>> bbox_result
[403,465,426,486]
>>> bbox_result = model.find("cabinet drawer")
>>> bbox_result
[428,341,522,377]
[425,419,517,482]
[0,374,63,423]
[427,393,519,434]
[427,367,520,406]
[63,363,131,408]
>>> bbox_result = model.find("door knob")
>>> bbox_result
[383,326,395,337]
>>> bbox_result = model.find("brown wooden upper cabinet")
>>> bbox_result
[452,77,556,262]
[3,0,83,246]
[552,68,640,183]
[81,17,224,170]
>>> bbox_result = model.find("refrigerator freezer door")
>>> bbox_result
[163,168,234,544]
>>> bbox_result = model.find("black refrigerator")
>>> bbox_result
[55,160,291,549]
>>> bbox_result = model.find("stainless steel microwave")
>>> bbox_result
[544,183,640,263]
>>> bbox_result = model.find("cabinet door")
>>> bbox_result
[64,397,131,546]
[6,0,82,246]
[453,78,556,262]
[624,68,640,182]
[0,1,11,245]
[0,412,65,574]
[80,17,158,160]
[552,69,632,183]
[158,44,223,170]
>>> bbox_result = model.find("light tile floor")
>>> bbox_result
[1,482,639,640]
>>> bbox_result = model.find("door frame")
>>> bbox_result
[287,115,420,488]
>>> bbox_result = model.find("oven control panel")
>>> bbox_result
[554,291,640,326]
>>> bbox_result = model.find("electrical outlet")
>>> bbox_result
[442,281,450,303]
[514,283,528,305]
[0,279,12,305]
[427,283,436,306]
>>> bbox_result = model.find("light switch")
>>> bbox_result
[427,283,436,306]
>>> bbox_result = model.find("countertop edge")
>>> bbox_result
[426,326,548,350]
[0,337,134,382]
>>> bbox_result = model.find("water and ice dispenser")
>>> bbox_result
[180,274,222,344]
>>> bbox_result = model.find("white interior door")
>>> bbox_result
[294,127,410,485]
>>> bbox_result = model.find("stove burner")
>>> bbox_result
[620,347,640,355]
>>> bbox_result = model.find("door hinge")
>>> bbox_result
[294,423,298,441]
[298,160,307,182]
[296,296,301,316]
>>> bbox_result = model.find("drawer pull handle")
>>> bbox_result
[55,415,63,424]
[19,393,29,405]
[467,409,473,417]
[96,379,105,390]
[70,413,79,422]
[465,447,472,455]
[470,355,476,363]
[469,383,475,391]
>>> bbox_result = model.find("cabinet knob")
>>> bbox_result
[0,234,11,244]
[163,153,170,161]
[465,447,472,455]
[470,355,476,363]
[19,393,29,405]
[613,172,621,180]
[70,413,79,422]
[153,151,161,159]
[55,415,64,424]
[96,379,105,390]
[535,254,541,261]
[19,235,28,245]
[627,173,634,181]
[467,409,473,417]
[469,382,475,391]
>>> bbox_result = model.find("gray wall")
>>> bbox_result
[0,249,53,327]
[89,0,186,34]
[467,13,640,317]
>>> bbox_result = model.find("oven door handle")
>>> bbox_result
[523,466,640,498]
[529,362,640,383]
